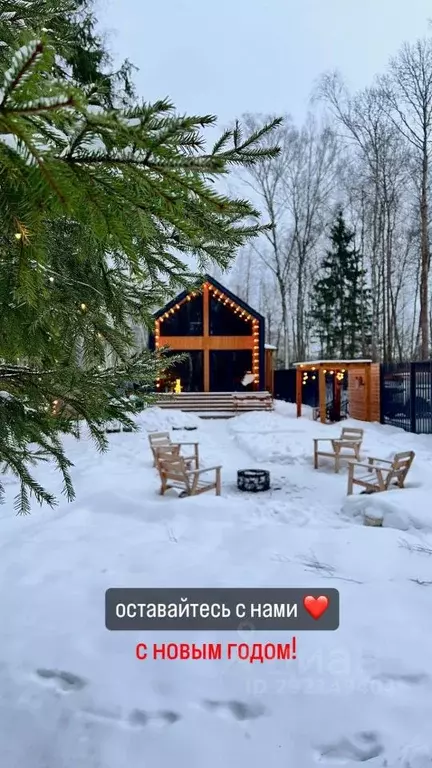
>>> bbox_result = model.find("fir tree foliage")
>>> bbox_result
[311,212,371,359]
[0,0,136,107]
[0,5,281,513]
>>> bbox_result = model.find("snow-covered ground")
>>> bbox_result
[1,402,432,767]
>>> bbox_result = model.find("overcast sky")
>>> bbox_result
[101,0,431,126]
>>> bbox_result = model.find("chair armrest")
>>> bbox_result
[174,441,198,446]
[333,439,361,446]
[350,462,391,473]
[366,456,393,465]
[186,465,222,475]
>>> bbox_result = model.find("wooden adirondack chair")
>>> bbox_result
[153,445,193,472]
[347,450,415,495]
[148,431,199,469]
[313,427,364,473]
[157,454,222,497]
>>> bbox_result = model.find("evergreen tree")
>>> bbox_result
[0,0,136,106]
[0,10,280,513]
[311,212,371,359]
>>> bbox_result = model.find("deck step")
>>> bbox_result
[154,392,273,414]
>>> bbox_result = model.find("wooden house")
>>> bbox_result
[148,276,274,394]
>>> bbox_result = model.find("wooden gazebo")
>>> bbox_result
[294,360,379,424]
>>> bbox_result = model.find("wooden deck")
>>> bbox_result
[154,391,273,415]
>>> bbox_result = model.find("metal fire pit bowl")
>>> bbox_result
[237,469,270,493]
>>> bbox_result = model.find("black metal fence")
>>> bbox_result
[380,361,432,434]
[274,369,348,412]
[274,369,318,407]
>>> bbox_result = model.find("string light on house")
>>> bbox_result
[251,318,260,382]
[153,281,262,390]
[154,314,162,386]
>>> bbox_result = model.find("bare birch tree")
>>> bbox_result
[379,39,432,359]
[234,113,339,364]
[280,115,340,359]
[236,113,296,366]
[228,244,256,305]
[257,271,284,353]
[318,73,414,361]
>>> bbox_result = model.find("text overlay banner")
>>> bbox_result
[105,588,339,631]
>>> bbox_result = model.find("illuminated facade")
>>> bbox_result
[149,276,266,393]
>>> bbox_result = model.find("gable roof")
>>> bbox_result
[153,274,264,322]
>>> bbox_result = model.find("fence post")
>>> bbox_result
[379,364,385,424]
[410,362,416,434]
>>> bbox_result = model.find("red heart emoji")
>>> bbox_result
[303,595,329,620]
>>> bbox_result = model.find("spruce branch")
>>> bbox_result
[1,40,44,106]
[0,21,280,512]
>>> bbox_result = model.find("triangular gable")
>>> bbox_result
[153,274,264,322]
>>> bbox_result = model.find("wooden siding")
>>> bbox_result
[159,335,254,350]
[155,278,264,392]
[264,348,274,393]
[348,363,380,422]
[370,363,380,421]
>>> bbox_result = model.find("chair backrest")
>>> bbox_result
[158,455,188,482]
[340,427,364,442]
[154,445,179,465]
[388,450,415,482]
[148,431,171,449]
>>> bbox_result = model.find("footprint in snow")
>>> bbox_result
[79,706,180,728]
[363,655,430,687]
[202,699,266,721]
[314,731,384,762]
[81,706,181,728]
[35,668,88,692]
[372,671,429,686]
[127,709,181,727]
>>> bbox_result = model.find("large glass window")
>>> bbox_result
[210,296,252,336]
[159,294,203,336]
[160,351,203,392]
[210,350,253,391]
